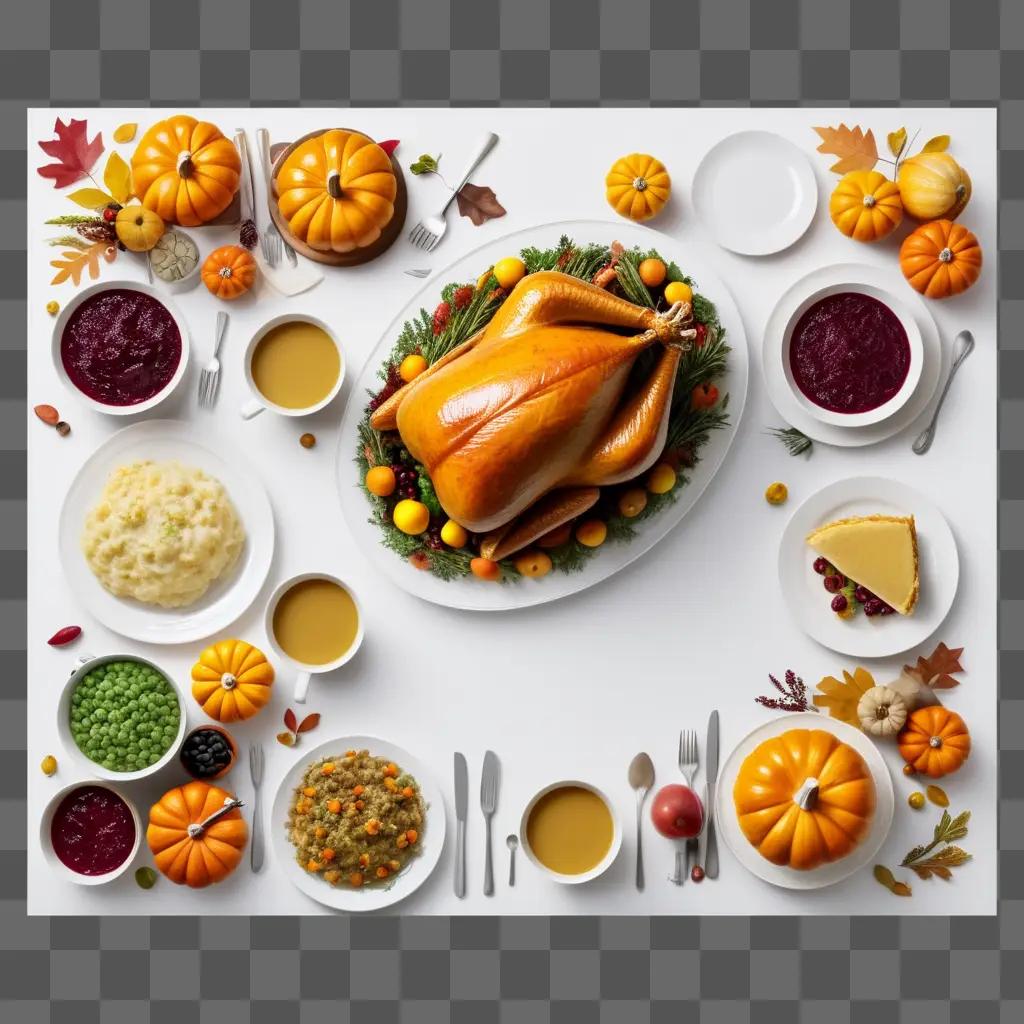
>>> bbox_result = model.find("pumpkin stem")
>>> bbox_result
[218,266,233,279]
[794,777,819,811]
[189,796,245,839]
[176,150,194,179]
[632,176,648,193]
[939,247,953,264]
[327,170,343,200]
[862,194,876,208]
[220,672,237,691]
[929,735,943,748]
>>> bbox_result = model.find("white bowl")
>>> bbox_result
[51,280,191,415]
[40,780,142,886]
[57,652,188,782]
[781,282,923,428]
[519,780,622,885]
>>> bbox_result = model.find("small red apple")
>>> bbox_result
[650,784,704,839]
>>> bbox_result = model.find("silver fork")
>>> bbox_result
[198,311,229,409]
[249,742,265,872]
[256,128,282,267]
[671,730,700,884]
[408,132,499,252]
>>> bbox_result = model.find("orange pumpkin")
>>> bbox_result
[898,706,971,778]
[131,115,240,227]
[202,245,256,300]
[147,781,247,888]
[275,129,397,254]
[191,639,274,723]
[899,219,982,299]
[829,170,903,242]
[733,728,876,871]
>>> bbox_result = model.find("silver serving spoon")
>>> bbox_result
[506,833,518,886]
[628,752,655,891]
[913,330,975,455]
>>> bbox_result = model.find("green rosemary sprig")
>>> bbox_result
[768,425,813,457]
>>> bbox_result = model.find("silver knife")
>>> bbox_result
[454,752,468,898]
[704,710,720,878]
[480,750,500,896]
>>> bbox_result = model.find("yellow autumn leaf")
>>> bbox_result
[887,127,907,159]
[921,134,950,153]
[113,122,137,144]
[66,187,114,211]
[813,666,876,726]
[103,152,133,205]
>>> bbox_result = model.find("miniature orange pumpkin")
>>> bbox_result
[202,245,256,300]
[899,219,982,299]
[829,170,903,242]
[605,153,671,221]
[275,129,397,254]
[898,705,971,778]
[191,639,274,722]
[147,781,247,887]
[131,115,240,227]
[733,728,876,871]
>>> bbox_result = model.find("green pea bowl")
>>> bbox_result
[57,653,188,782]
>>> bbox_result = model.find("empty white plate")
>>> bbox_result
[692,131,818,255]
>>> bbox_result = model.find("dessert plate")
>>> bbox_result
[778,476,958,658]
[58,419,275,644]
[336,218,749,612]
[692,131,818,255]
[763,263,945,447]
[716,712,895,890]
[270,735,446,912]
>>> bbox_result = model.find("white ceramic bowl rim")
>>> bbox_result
[57,652,188,782]
[518,779,622,885]
[50,279,191,416]
[781,282,924,428]
[243,313,346,417]
[39,779,142,886]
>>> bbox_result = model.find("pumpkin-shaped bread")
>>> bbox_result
[201,245,257,301]
[898,705,971,778]
[147,781,247,888]
[191,639,274,723]
[899,219,982,299]
[605,153,671,221]
[733,728,876,871]
[275,129,397,254]
[131,115,241,227]
[829,170,903,243]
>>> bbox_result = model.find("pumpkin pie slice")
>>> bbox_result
[806,514,919,615]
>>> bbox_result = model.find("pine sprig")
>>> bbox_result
[768,425,813,457]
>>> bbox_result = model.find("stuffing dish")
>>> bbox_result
[286,749,424,887]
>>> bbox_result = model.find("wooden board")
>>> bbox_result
[266,131,407,267]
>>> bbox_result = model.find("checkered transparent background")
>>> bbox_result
[2,1,1023,1020]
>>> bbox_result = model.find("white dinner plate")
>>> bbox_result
[692,131,818,255]
[778,476,959,658]
[58,419,275,644]
[335,218,749,612]
[270,735,446,913]
[716,712,895,891]
[763,263,945,447]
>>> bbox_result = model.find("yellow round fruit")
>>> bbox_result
[393,499,430,535]
[493,257,526,290]
[115,204,166,252]
[40,755,58,776]
[764,482,788,506]
[515,550,552,578]
[576,519,607,548]
[365,466,396,497]
[638,258,667,287]
[399,353,427,383]
[647,463,676,494]
[46,300,59,316]
[908,791,925,810]
[618,487,647,518]
[664,280,693,305]
[440,520,468,548]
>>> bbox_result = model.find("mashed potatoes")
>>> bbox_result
[82,460,245,608]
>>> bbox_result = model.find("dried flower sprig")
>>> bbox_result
[755,669,818,713]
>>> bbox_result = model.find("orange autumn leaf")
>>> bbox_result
[813,666,876,726]
[49,241,115,286]
[904,642,964,690]
[813,124,879,174]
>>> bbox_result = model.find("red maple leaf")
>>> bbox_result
[37,118,104,188]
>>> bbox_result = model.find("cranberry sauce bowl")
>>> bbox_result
[40,781,141,885]
[52,281,190,414]
[782,283,923,428]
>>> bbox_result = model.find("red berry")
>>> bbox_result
[453,286,473,309]
[690,865,705,882]
[830,594,848,613]
[695,323,707,347]
[812,557,829,575]
[432,301,451,335]
[864,599,883,617]
[823,575,844,593]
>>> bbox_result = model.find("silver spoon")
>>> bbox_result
[506,833,518,886]
[913,330,975,455]
[628,752,655,891]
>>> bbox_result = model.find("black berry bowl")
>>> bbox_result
[179,725,237,781]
